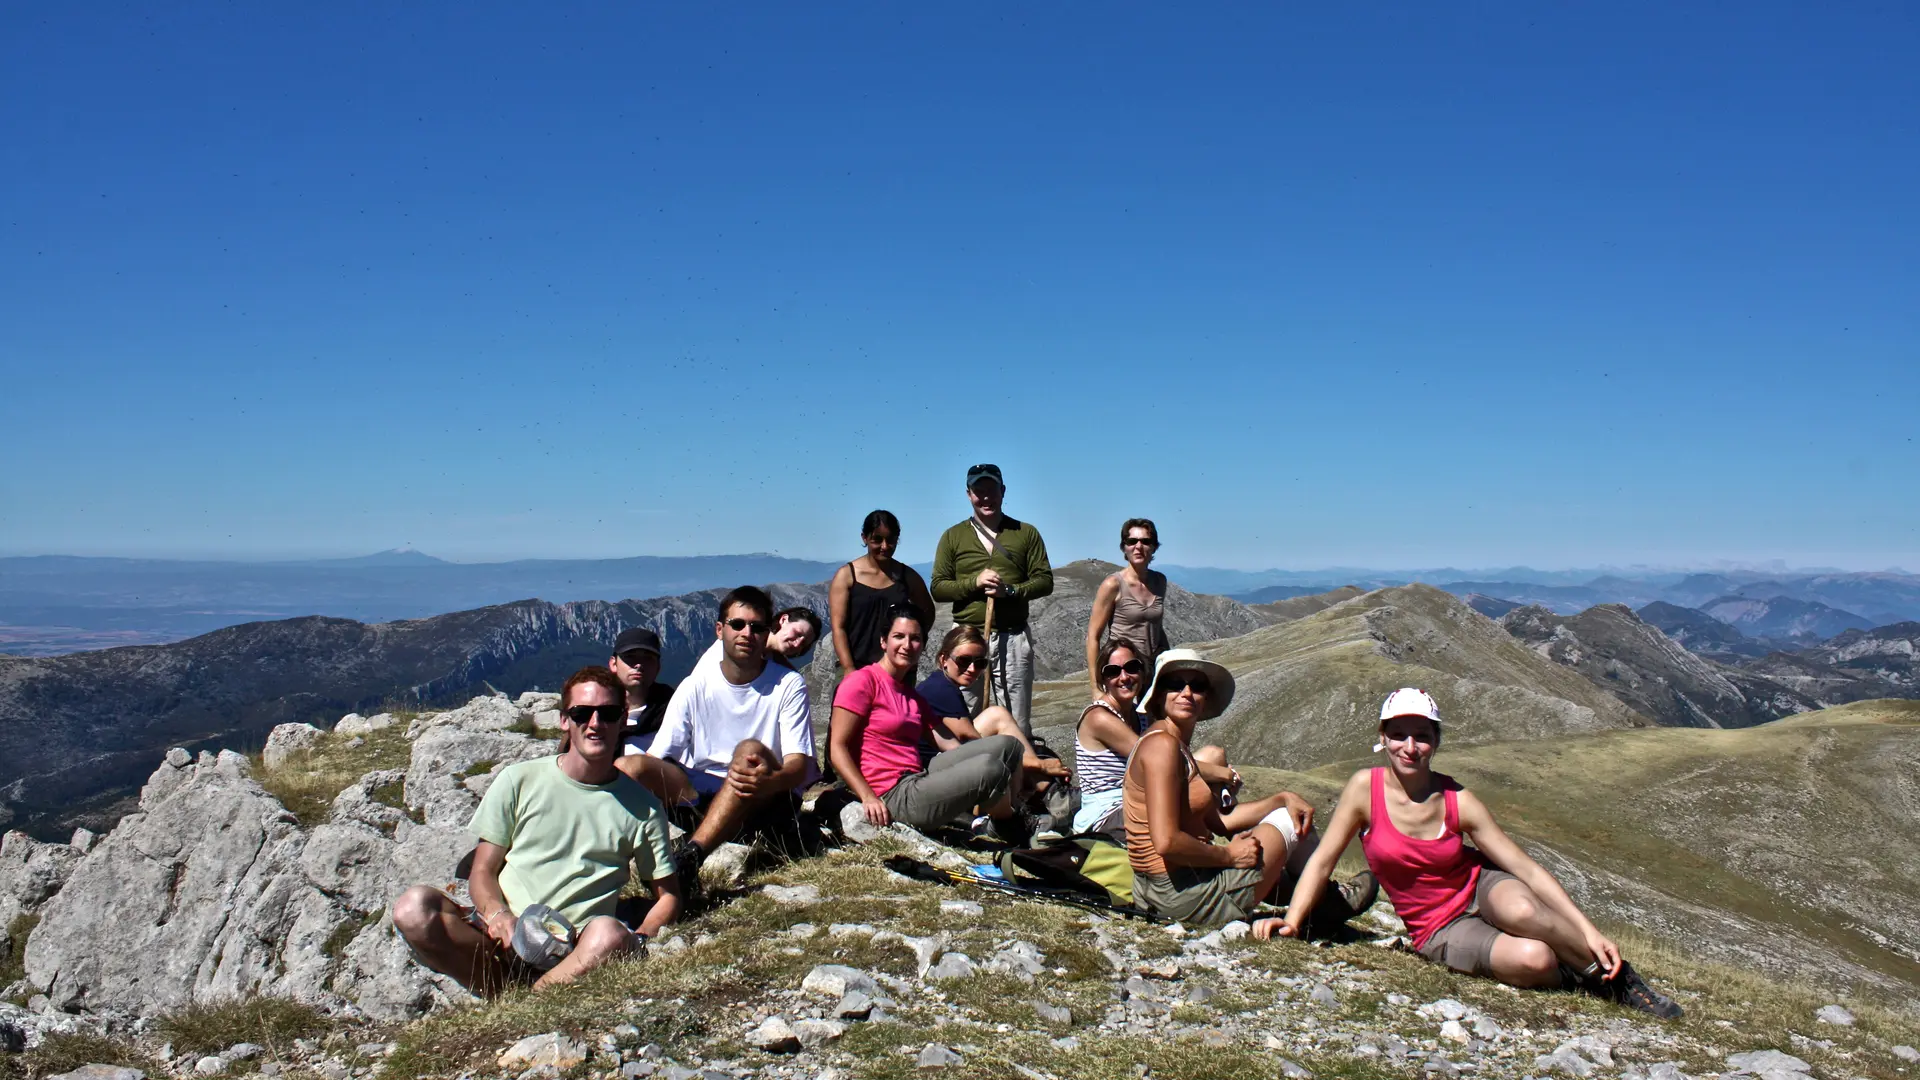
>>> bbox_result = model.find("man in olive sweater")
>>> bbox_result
[930,463,1054,734]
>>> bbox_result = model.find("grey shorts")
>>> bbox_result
[882,735,1024,831]
[1134,864,1268,927]
[1417,869,1517,976]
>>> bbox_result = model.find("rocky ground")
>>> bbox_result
[3,696,1918,1080]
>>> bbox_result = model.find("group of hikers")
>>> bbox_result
[391,463,1682,1019]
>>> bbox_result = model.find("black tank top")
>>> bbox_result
[845,560,911,668]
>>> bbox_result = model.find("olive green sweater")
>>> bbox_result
[929,516,1054,632]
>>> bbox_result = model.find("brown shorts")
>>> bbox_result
[1134,864,1268,927]
[1416,869,1517,976]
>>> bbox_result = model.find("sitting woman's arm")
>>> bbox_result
[829,705,890,827]
[1456,789,1621,977]
[1140,735,1259,871]
[1078,706,1140,757]
[1256,769,1370,939]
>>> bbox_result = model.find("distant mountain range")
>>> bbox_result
[0,552,843,654]
[8,551,1919,657]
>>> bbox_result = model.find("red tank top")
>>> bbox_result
[1359,767,1481,950]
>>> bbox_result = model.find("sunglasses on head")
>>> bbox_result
[949,654,987,672]
[1160,672,1212,695]
[1101,658,1146,680]
[725,617,770,634]
[564,704,625,727]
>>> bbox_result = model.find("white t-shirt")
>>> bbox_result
[646,651,816,794]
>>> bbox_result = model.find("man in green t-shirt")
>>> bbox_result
[930,463,1054,734]
[392,667,681,994]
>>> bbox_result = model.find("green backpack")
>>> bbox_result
[996,834,1136,907]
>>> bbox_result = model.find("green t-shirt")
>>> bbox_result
[468,756,675,927]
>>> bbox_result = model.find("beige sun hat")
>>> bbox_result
[1141,648,1236,720]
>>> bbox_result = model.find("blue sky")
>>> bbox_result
[3,3,1915,570]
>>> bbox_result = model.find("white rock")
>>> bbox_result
[1893,1046,1920,1063]
[1558,1036,1614,1068]
[261,723,325,769]
[1815,1004,1855,1026]
[334,713,395,737]
[829,923,878,938]
[1534,1048,1596,1077]
[792,1018,847,1048]
[49,1068,149,1080]
[1309,984,1338,1006]
[748,1015,800,1053]
[68,828,97,853]
[1439,1020,1469,1044]
[838,802,884,843]
[1219,920,1251,941]
[532,709,563,731]
[939,900,983,917]
[193,1057,226,1076]
[223,1043,264,1061]
[699,842,753,889]
[1471,1016,1503,1040]
[1727,1051,1812,1076]
[926,952,977,980]
[802,964,878,998]
[1416,998,1475,1021]
[764,884,819,905]
[497,1032,587,1069]
[1648,1063,1691,1080]
[917,1043,962,1068]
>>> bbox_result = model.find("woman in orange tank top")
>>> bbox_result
[1122,650,1376,927]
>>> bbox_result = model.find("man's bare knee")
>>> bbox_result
[392,885,448,940]
[733,739,775,766]
[574,916,637,961]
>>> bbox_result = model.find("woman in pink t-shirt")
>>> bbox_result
[1256,689,1681,1019]
[829,606,1024,832]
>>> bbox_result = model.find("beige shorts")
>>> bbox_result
[1416,869,1516,976]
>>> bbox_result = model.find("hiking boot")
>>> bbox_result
[1604,961,1684,1019]
[672,839,707,908]
[1306,870,1379,931]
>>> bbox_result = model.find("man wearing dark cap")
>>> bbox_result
[930,463,1053,734]
[610,627,677,750]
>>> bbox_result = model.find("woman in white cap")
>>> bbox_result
[1121,649,1376,926]
[1255,688,1683,1018]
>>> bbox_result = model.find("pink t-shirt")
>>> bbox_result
[833,664,933,797]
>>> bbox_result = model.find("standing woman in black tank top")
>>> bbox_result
[830,510,937,671]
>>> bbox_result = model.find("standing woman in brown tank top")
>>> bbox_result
[830,510,936,672]
[1086,518,1170,694]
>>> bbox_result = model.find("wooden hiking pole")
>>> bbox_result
[982,593,996,708]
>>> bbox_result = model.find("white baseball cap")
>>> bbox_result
[1374,688,1442,752]
[1379,687,1442,725]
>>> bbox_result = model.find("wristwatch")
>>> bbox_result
[1004,583,1019,598]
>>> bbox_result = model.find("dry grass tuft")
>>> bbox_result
[254,726,413,825]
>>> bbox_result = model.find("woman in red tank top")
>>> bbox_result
[1253,689,1682,1019]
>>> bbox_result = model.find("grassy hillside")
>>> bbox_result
[1037,584,1647,769]
[1243,699,1920,997]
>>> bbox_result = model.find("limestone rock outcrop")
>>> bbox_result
[15,697,557,1023]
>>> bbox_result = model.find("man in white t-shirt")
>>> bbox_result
[617,585,816,892]
[687,604,821,676]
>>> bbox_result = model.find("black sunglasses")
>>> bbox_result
[1122,536,1157,548]
[564,704,625,726]
[1160,672,1212,695]
[1101,658,1146,680]
[616,650,655,667]
[949,654,987,672]
[725,617,770,634]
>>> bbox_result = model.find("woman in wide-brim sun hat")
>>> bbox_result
[1254,688,1684,1019]
[1117,649,1375,928]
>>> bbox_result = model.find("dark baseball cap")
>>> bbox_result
[613,627,661,656]
[966,463,1004,489]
